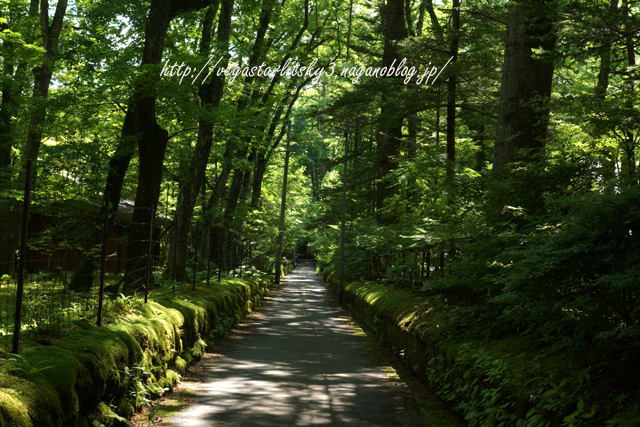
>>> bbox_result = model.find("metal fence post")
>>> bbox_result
[172,212,177,296]
[193,220,198,291]
[12,160,32,354]
[97,191,109,326]
[240,238,244,279]
[402,252,406,279]
[338,127,349,304]
[145,207,154,304]
[207,229,211,286]
[173,214,178,282]
[275,122,291,284]
[218,230,222,283]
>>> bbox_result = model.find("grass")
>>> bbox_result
[0,273,116,353]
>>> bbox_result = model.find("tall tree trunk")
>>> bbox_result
[493,0,556,168]
[166,0,230,282]
[0,3,39,276]
[203,0,276,230]
[247,20,320,211]
[622,140,637,184]
[251,126,287,209]
[472,124,486,171]
[24,0,68,176]
[250,80,304,208]
[71,0,212,291]
[223,146,249,225]
[594,0,618,190]
[0,0,67,277]
[405,0,415,37]
[123,0,175,288]
[223,0,310,226]
[424,0,443,38]
[249,101,290,208]
[251,152,269,208]
[0,12,18,276]
[621,0,637,185]
[376,0,407,223]
[240,151,255,202]
[446,0,460,181]
[407,112,418,204]
[594,0,618,103]
[124,0,211,288]
[0,14,15,176]
[69,108,137,291]
[416,0,426,36]
[595,40,612,102]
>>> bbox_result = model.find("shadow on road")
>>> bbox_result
[167,261,426,426]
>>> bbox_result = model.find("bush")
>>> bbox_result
[420,185,640,360]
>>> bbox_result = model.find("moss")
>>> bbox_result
[74,415,91,427]
[146,380,166,398]
[1,276,270,427]
[155,298,202,346]
[0,369,63,426]
[182,351,193,366]
[0,388,34,427]
[192,338,206,360]
[55,329,133,407]
[174,356,188,375]
[158,375,174,392]
[166,369,180,385]
[116,401,134,421]
[107,324,145,366]
[19,346,89,422]
[142,318,176,375]
[95,402,115,427]
[342,279,640,426]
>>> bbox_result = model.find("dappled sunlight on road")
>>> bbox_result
[169,261,420,427]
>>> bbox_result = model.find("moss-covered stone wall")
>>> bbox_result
[329,279,639,426]
[0,277,272,427]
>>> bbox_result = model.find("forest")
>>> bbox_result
[1,0,639,425]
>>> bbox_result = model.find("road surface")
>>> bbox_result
[168,260,443,426]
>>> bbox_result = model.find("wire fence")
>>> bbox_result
[0,161,258,354]
[363,237,472,288]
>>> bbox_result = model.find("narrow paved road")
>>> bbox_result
[169,260,426,426]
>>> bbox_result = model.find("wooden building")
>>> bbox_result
[24,199,161,274]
